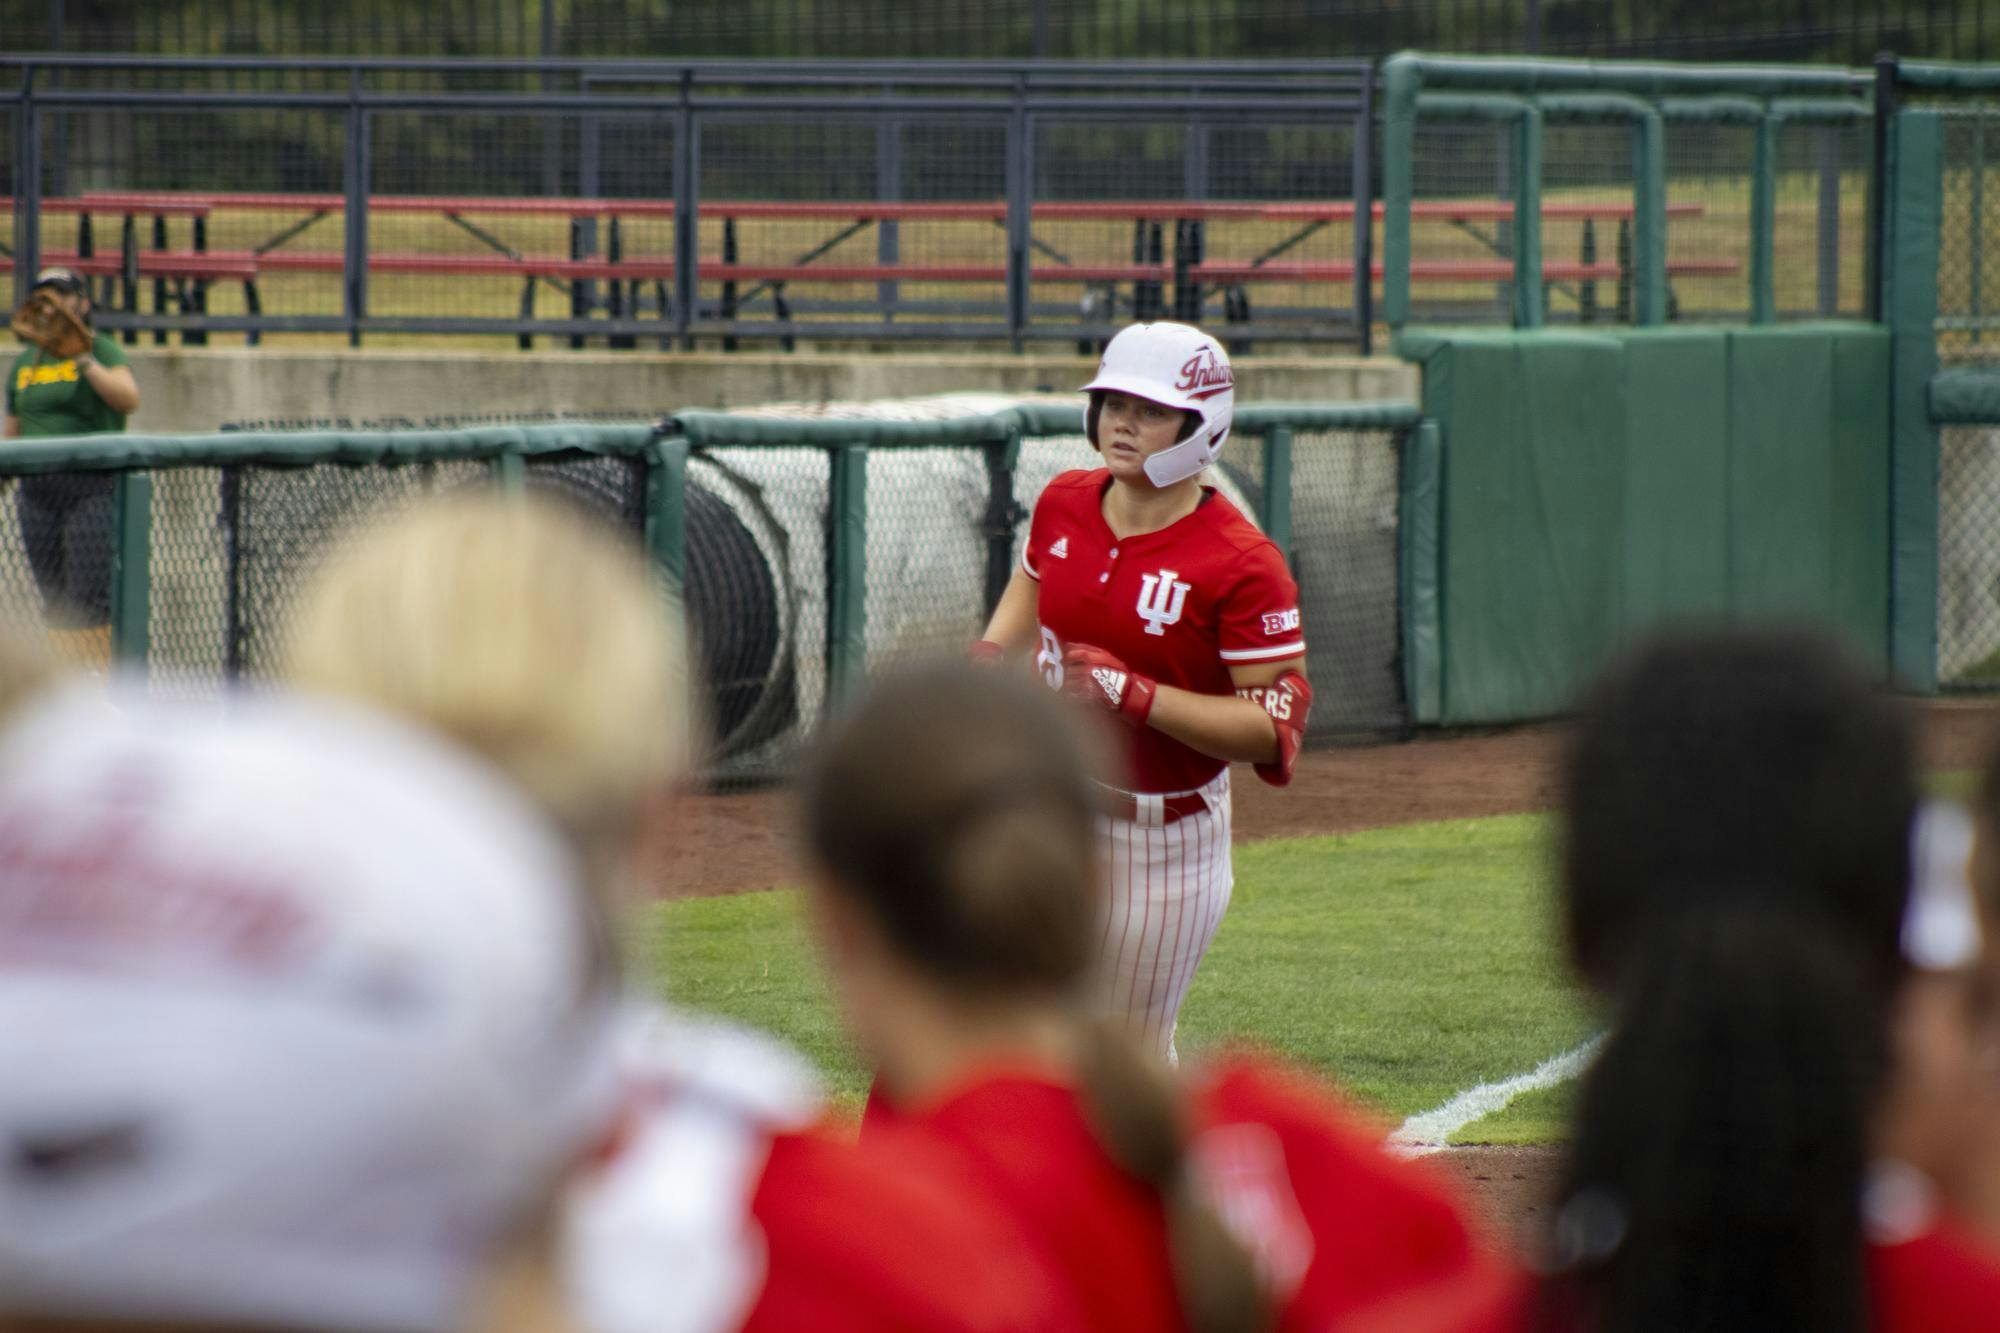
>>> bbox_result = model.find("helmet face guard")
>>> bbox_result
[1080,322,1235,487]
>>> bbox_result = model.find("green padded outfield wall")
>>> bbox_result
[1397,330,1627,723]
[1399,323,1891,725]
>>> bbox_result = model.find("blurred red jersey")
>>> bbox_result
[1023,468,1303,793]
[1192,1055,1507,1332]
[568,1012,1080,1333]
[862,1053,1499,1333]
[1336,1199,2000,1333]
[864,1069,1186,1331]
[1868,1210,2000,1331]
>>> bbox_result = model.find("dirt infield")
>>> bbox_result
[655,699,1999,901]
[654,699,2000,1249]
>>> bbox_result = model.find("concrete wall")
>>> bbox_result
[122,347,1418,433]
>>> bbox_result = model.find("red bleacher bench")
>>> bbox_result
[42,248,257,281]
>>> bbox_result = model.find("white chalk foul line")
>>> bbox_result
[1387,1034,1606,1159]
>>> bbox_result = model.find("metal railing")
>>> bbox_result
[1379,53,1874,334]
[1,54,1375,350]
[0,403,1423,778]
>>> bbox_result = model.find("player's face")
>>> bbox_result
[1098,391,1189,485]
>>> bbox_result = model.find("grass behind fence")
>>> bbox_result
[0,166,1882,350]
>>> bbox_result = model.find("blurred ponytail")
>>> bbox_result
[1075,1024,1271,1333]
[808,666,1270,1333]
[1540,904,1880,1333]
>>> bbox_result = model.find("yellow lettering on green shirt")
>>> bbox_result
[16,362,78,390]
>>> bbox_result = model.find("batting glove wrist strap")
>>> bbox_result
[1060,644,1156,725]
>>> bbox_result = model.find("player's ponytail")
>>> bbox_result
[1537,903,1879,1333]
[807,663,1271,1332]
[1548,627,1916,1333]
[1075,1023,1271,1333]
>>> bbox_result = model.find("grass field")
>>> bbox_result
[640,810,1597,1146]
[643,766,1983,1144]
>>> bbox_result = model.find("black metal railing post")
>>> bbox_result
[981,434,1025,618]
[673,67,697,351]
[1353,63,1375,355]
[1005,75,1030,352]
[1869,52,1900,324]
[12,65,39,304]
[877,106,902,326]
[343,71,369,348]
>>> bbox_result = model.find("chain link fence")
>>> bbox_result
[1938,425,2000,687]
[1775,120,1872,321]
[1541,120,1637,327]
[1406,118,1515,327]
[1663,118,1755,323]
[1934,113,2000,689]
[1938,113,2000,364]
[0,402,1419,783]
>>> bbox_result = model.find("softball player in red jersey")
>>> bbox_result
[817,666,1499,1333]
[978,320,1311,1062]
[1190,1056,1509,1332]
[862,1052,1506,1333]
[567,1009,1084,1333]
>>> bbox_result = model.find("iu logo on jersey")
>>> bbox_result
[1137,569,1192,636]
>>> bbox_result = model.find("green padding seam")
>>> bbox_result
[1398,420,1444,725]
[1928,368,2000,423]
[1890,111,1944,690]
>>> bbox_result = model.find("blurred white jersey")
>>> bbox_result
[563,1007,822,1333]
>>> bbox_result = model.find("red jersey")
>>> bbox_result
[1338,1204,2000,1333]
[862,1055,1498,1333]
[863,1070,1186,1332]
[1024,468,1304,793]
[568,1011,1079,1333]
[1192,1055,1505,1332]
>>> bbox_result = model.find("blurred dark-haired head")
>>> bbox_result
[802,661,1103,1000]
[1548,627,1921,1333]
[1562,626,1917,996]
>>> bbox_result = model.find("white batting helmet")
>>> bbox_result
[1081,321,1236,488]
[0,684,618,1332]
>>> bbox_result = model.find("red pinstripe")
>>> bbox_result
[1093,773,1233,1062]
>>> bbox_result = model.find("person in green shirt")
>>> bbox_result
[4,268,141,667]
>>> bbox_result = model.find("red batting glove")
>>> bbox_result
[968,639,1004,666]
[1060,643,1157,725]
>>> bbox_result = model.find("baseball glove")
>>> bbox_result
[11,290,91,361]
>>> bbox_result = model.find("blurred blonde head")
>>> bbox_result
[284,491,691,889]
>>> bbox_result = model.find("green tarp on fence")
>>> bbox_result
[1400,322,1891,724]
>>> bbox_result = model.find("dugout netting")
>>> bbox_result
[0,400,1420,785]
[1932,111,2000,687]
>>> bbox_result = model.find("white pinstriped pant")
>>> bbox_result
[1093,769,1234,1065]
